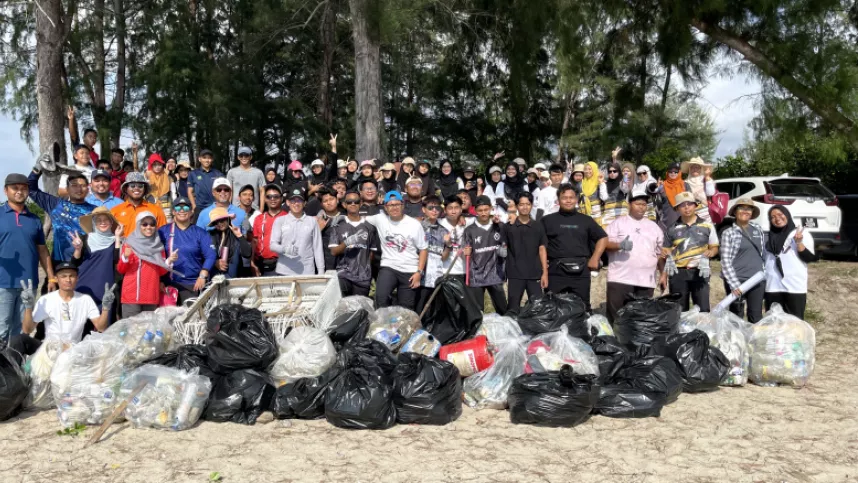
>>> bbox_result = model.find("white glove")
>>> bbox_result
[101,283,117,310]
[619,235,633,252]
[19,280,35,309]
[665,255,678,277]
[698,256,711,279]
[285,244,300,258]
[498,244,508,258]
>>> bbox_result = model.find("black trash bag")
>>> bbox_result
[325,364,396,430]
[144,344,217,380]
[615,297,681,353]
[508,366,599,427]
[328,309,370,351]
[206,304,278,374]
[0,348,28,421]
[516,292,590,338]
[337,339,398,376]
[272,361,345,420]
[204,369,275,425]
[665,330,730,393]
[589,336,632,384]
[421,276,483,345]
[393,353,461,425]
[595,356,684,418]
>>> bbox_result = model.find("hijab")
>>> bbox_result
[380,169,398,194]
[485,169,501,193]
[634,165,654,188]
[605,162,622,197]
[265,166,283,188]
[437,160,460,198]
[663,168,686,208]
[502,163,526,200]
[86,218,116,253]
[685,167,708,204]
[766,206,797,278]
[146,158,171,198]
[578,161,601,215]
[125,212,182,276]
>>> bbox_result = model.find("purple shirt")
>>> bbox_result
[606,215,663,288]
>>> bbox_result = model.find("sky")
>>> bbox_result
[0,69,761,201]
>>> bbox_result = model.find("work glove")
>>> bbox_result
[329,215,342,229]
[285,244,300,258]
[619,235,633,252]
[698,256,711,279]
[20,280,36,310]
[344,231,368,248]
[101,283,117,310]
[498,244,508,258]
[664,255,678,277]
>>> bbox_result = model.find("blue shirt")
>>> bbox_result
[85,193,123,210]
[28,172,96,262]
[0,203,45,289]
[188,167,224,209]
[195,204,246,234]
[159,223,217,287]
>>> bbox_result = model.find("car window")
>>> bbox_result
[735,182,756,197]
[716,182,734,197]
[768,179,835,199]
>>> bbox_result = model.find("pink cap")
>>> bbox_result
[360,159,376,168]
[288,160,303,171]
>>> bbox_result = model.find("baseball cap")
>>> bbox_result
[526,168,538,175]
[91,169,111,181]
[288,160,303,171]
[636,166,649,174]
[54,261,78,274]
[534,163,547,171]
[402,157,416,166]
[212,177,231,190]
[287,187,306,201]
[199,149,214,157]
[311,159,325,168]
[539,171,550,180]
[417,159,431,165]
[337,160,347,169]
[667,162,681,173]
[360,159,376,168]
[173,196,192,208]
[384,191,403,203]
[66,171,88,184]
[475,195,492,207]
[381,163,395,171]
[513,157,527,166]
[237,146,252,156]
[177,160,192,170]
[4,173,28,186]
[463,165,475,173]
[488,166,502,174]
[406,176,423,186]
[672,191,696,208]
[264,183,283,194]
[239,184,255,194]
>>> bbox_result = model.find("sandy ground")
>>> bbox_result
[2,261,857,483]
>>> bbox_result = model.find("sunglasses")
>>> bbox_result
[128,183,146,189]
[608,170,618,173]
[139,222,156,228]
[668,170,680,174]
[174,205,192,212]
[425,205,441,212]
[266,194,282,200]
[214,187,231,193]
[344,199,361,205]
[407,183,422,188]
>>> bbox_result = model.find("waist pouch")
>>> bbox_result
[554,257,587,276]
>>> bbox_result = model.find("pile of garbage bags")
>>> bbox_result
[748,304,816,387]
[420,275,483,345]
[508,367,599,427]
[367,307,422,351]
[516,292,590,338]
[462,337,528,409]
[524,326,599,376]
[104,312,178,366]
[0,348,28,421]
[269,327,336,386]
[615,296,681,352]
[23,340,72,409]
[680,307,751,386]
[122,365,211,431]
[476,314,523,346]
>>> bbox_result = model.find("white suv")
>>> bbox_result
[715,176,843,251]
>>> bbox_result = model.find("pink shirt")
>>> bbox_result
[606,215,663,288]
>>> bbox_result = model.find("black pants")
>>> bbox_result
[122,303,158,318]
[468,284,508,315]
[339,278,371,298]
[507,279,543,314]
[669,268,710,312]
[725,279,764,323]
[606,282,654,323]
[765,292,807,319]
[375,268,417,310]
[548,273,592,311]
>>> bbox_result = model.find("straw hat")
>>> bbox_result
[571,163,586,175]
[681,156,712,174]
[729,197,760,219]
[79,206,118,234]
[401,157,416,166]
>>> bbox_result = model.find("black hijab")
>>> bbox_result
[605,162,622,198]
[380,170,398,194]
[766,205,796,277]
[437,160,460,199]
[502,163,526,200]
[265,166,283,188]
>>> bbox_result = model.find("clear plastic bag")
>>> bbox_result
[24,340,73,409]
[367,306,422,352]
[586,314,614,337]
[476,314,523,346]
[269,326,336,386]
[524,326,600,377]
[103,312,178,367]
[463,336,528,410]
[680,308,751,386]
[121,364,212,431]
[50,335,128,427]
[334,296,375,318]
[748,304,816,387]
[154,306,188,327]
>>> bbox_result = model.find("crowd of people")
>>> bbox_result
[0,135,819,356]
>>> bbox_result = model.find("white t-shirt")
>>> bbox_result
[32,291,100,342]
[59,165,94,189]
[535,185,559,217]
[764,230,814,293]
[366,213,428,273]
[439,217,474,275]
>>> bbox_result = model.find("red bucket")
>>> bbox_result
[439,335,494,377]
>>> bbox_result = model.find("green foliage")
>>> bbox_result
[208,472,222,482]
[56,422,87,437]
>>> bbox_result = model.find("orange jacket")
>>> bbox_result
[111,200,167,233]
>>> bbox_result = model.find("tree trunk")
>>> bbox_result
[350,0,383,162]
[110,0,127,149]
[317,0,336,129]
[35,0,67,196]
[691,18,858,150]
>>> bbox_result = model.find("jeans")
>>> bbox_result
[0,288,23,342]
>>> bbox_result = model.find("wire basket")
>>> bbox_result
[173,272,342,345]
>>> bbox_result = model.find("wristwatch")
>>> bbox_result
[417,269,425,277]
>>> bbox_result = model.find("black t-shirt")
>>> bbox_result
[318,213,343,271]
[404,200,423,220]
[464,221,506,287]
[329,219,379,283]
[304,197,322,217]
[541,210,607,275]
[504,218,548,280]
[359,203,381,217]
